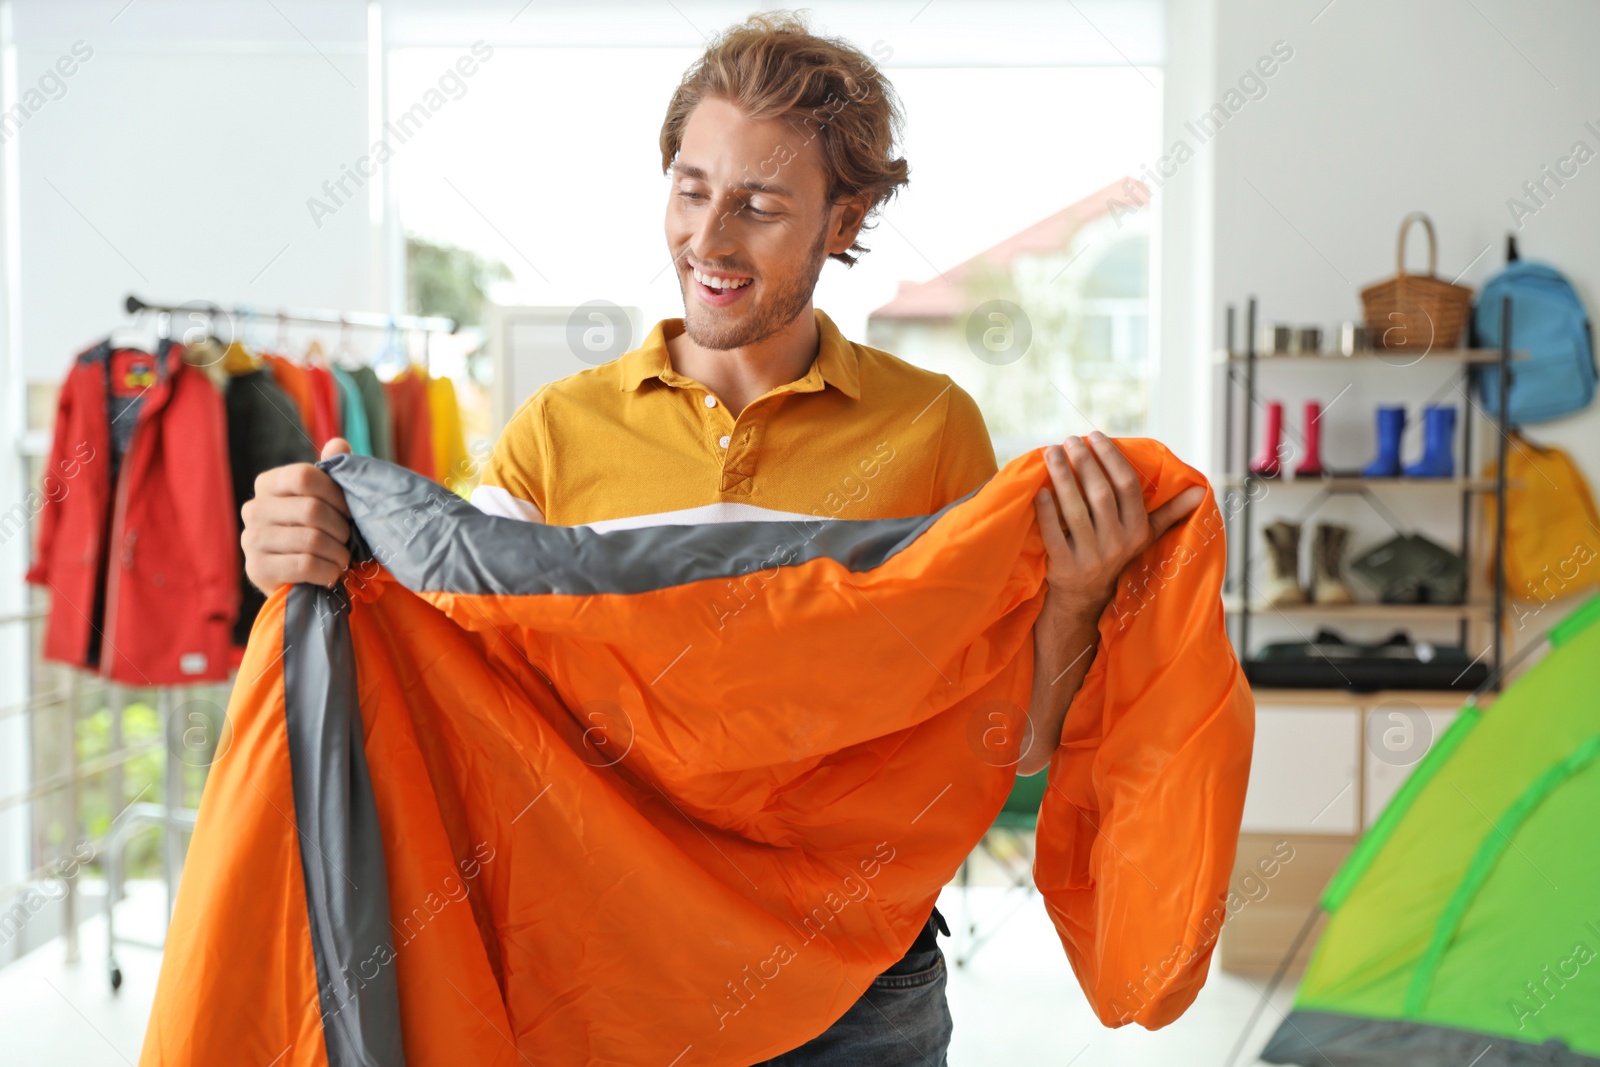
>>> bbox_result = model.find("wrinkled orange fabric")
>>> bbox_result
[140,439,1252,1066]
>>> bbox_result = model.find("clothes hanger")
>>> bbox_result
[108,308,161,353]
[331,316,363,370]
[371,319,405,379]
[268,310,290,358]
[393,324,423,380]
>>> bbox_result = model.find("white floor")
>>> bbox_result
[2,880,1297,1065]
[941,884,1297,1065]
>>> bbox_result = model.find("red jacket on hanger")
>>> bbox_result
[26,340,239,684]
[384,369,436,479]
[305,363,342,451]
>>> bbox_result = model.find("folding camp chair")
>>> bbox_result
[952,770,1048,967]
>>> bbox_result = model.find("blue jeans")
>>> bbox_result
[751,912,953,1067]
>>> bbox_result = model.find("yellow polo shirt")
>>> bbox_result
[471,309,997,530]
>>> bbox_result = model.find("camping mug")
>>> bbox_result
[1339,322,1370,355]
[1260,324,1293,354]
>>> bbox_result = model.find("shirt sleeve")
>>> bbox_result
[929,381,998,509]
[470,389,549,523]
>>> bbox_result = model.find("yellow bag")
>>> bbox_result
[1484,433,1600,602]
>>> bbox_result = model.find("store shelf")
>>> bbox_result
[1223,597,1492,620]
[1221,295,1513,696]
[1217,348,1524,364]
[1250,687,1495,707]
[1219,475,1501,491]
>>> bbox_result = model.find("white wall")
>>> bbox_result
[12,0,382,381]
[1203,0,1600,651]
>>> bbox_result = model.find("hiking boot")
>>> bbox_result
[1311,523,1355,604]
[1262,520,1306,606]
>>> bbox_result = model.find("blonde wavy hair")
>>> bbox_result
[659,10,909,267]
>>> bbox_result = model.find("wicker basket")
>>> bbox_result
[1360,213,1473,351]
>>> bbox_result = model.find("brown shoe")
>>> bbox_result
[1263,521,1307,606]
[1311,523,1355,604]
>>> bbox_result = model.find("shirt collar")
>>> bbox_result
[617,308,861,401]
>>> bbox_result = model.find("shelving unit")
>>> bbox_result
[1221,597,1493,620]
[1216,297,1520,980]
[1218,295,1517,691]
[1217,348,1510,365]
[1217,476,1499,491]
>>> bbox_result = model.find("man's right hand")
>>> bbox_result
[242,438,353,596]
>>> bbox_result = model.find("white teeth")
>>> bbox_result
[693,268,752,290]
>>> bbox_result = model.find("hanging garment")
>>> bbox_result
[331,364,373,456]
[306,363,343,452]
[426,373,470,494]
[262,353,317,437]
[220,339,262,377]
[385,368,436,479]
[225,365,316,649]
[139,441,1253,1066]
[27,340,237,684]
[1482,431,1600,604]
[180,336,231,391]
[349,364,394,463]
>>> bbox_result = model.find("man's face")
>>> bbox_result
[665,96,841,350]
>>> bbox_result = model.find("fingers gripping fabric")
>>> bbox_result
[140,442,1253,1067]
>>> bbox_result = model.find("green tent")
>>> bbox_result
[1262,595,1600,1066]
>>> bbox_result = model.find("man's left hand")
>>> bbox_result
[1033,432,1207,620]
[1016,432,1207,776]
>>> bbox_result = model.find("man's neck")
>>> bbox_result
[665,305,820,414]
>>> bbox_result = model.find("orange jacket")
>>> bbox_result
[141,440,1252,1066]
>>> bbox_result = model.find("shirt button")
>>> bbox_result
[704,395,717,408]
[719,435,731,448]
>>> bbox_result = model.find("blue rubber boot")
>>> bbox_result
[1362,406,1405,477]
[1404,404,1458,478]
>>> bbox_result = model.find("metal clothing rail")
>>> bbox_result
[124,293,458,335]
[0,607,221,989]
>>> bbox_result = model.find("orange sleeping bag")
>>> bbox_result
[139,439,1253,1066]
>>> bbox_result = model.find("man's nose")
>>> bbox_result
[689,192,741,262]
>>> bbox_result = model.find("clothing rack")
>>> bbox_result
[123,293,457,335]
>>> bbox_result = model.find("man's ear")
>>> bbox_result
[827,195,870,256]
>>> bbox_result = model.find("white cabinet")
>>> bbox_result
[1240,692,1472,837]
[1241,705,1359,834]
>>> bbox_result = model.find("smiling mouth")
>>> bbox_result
[689,264,754,290]
[686,263,755,306]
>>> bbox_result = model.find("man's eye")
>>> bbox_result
[678,190,706,202]
[746,204,773,218]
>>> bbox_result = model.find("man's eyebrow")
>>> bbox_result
[671,162,796,199]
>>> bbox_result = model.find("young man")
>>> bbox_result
[242,12,1201,1064]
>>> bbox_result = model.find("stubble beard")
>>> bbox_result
[680,219,831,351]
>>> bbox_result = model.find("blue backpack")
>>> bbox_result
[1472,257,1596,426]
